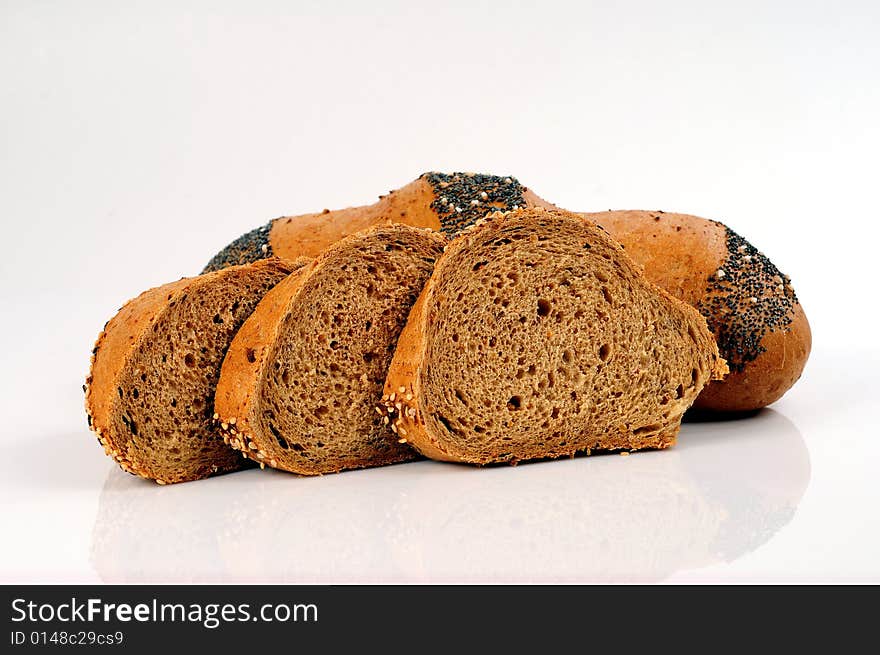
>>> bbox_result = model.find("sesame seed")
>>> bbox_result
[212,413,219,420]
[405,393,413,401]
[398,386,405,393]
[398,438,407,444]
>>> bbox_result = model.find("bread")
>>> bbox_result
[587,210,811,412]
[381,207,727,464]
[204,170,807,412]
[202,172,554,272]
[84,259,297,484]
[214,224,446,475]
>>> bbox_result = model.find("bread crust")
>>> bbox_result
[383,208,727,465]
[204,172,556,271]
[587,210,810,412]
[84,259,293,483]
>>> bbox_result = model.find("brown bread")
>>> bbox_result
[381,207,727,464]
[588,210,810,412]
[84,259,296,484]
[214,224,446,475]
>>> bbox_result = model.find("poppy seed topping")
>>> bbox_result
[698,225,798,373]
[422,172,526,236]
[202,221,273,273]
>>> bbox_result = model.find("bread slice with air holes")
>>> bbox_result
[214,224,446,475]
[380,207,728,465]
[84,258,301,484]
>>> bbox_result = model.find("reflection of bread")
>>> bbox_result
[91,472,229,582]
[91,410,809,582]
[387,454,720,583]
[383,208,725,465]
[681,410,811,561]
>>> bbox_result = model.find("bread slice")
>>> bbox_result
[381,208,727,464]
[84,259,298,484]
[214,224,446,474]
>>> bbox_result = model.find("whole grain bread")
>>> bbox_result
[214,224,446,475]
[84,259,298,484]
[381,207,727,464]
[202,172,554,271]
[587,210,810,412]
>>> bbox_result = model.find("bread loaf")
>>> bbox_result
[84,259,296,484]
[587,210,810,412]
[214,224,446,475]
[203,172,553,272]
[381,207,727,464]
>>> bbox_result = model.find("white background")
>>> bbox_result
[1,0,878,583]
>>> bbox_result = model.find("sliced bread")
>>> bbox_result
[84,259,298,484]
[214,224,446,474]
[381,208,727,464]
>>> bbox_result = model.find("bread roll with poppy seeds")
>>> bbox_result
[587,210,810,412]
[202,171,554,272]
[214,224,446,475]
[381,207,727,465]
[84,259,298,484]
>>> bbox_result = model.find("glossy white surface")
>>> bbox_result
[1,1,878,583]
